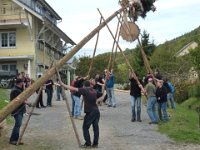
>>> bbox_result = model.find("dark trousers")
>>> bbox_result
[10,113,23,142]
[36,92,45,107]
[83,109,100,146]
[46,89,53,106]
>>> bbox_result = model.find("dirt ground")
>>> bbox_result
[1,90,200,150]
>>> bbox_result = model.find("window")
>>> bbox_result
[2,65,8,71]
[10,64,16,71]
[1,33,8,47]
[9,32,16,47]
[0,32,16,48]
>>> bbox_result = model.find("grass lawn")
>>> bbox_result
[158,103,200,144]
[0,88,9,109]
[0,88,13,123]
[181,97,200,110]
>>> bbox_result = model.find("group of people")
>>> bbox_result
[9,68,175,148]
[129,70,175,124]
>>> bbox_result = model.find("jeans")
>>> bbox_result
[71,94,75,116]
[167,93,176,109]
[72,95,81,117]
[56,86,62,100]
[147,96,158,122]
[46,89,53,106]
[106,87,116,107]
[10,113,23,142]
[83,109,100,146]
[130,96,141,120]
[158,102,168,121]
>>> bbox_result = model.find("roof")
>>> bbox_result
[11,0,76,45]
[37,0,62,20]
[15,0,61,20]
[174,41,198,57]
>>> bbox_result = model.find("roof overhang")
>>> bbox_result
[11,0,43,21]
[0,55,34,61]
[38,0,62,20]
[43,18,76,45]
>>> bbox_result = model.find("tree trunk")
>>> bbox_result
[0,7,125,123]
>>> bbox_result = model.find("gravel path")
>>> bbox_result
[1,90,200,150]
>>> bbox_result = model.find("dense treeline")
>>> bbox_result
[75,26,200,102]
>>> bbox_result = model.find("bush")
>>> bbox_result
[174,82,190,103]
[188,81,200,97]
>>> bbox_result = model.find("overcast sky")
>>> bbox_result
[47,0,200,56]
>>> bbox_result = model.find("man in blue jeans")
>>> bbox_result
[129,71,142,122]
[145,78,158,124]
[9,78,27,145]
[105,69,116,108]
[61,80,100,148]
[163,78,176,109]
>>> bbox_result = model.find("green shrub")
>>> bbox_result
[188,81,200,97]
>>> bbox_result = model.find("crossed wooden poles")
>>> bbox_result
[1,6,154,147]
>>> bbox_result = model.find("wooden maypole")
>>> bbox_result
[0,7,125,123]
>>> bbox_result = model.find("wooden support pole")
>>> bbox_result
[107,15,121,71]
[111,17,121,70]
[17,87,43,145]
[0,7,125,123]
[97,8,145,92]
[137,38,154,77]
[56,68,81,147]
[87,17,103,77]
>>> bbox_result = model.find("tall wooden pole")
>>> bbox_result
[87,17,103,77]
[0,7,125,123]
[107,15,121,71]
[56,68,81,147]
[137,38,154,76]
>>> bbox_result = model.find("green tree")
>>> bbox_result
[190,47,200,76]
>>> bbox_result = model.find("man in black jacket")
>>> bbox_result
[61,80,100,148]
[129,71,142,122]
[156,79,168,122]
[9,78,26,145]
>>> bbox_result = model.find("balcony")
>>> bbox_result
[0,8,28,28]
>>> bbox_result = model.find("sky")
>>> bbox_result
[47,0,200,57]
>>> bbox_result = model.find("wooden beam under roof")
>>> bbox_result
[43,17,76,45]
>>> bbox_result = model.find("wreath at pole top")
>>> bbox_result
[119,0,157,21]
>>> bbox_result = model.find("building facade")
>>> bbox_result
[0,0,75,80]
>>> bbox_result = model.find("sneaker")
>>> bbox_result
[80,144,91,148]
[9,141,17,145]
[149,121,158,125]
[92,144,98,148]
[137,119,142,122]
[74,116,84,120]
[9,141,24,145]
[131,118,135,122]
